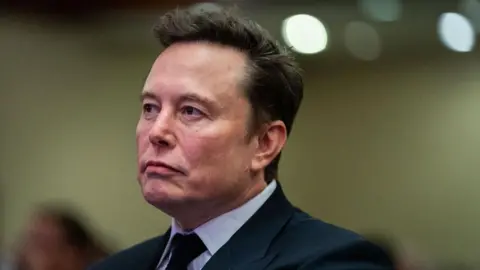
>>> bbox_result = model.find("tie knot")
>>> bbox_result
[172,233,206,251]
[166,233,207,270]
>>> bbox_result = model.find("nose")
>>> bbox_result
[148,113,176,148]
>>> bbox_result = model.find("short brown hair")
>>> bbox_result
[153,7,304,183]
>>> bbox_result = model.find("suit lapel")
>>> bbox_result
[144,228,171,270]
[202,184,294,270]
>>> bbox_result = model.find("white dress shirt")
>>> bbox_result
[156,180,277,270]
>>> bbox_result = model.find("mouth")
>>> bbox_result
[141,160,186,177]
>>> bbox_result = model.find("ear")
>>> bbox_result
[250,120,287,173]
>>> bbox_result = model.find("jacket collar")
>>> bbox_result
[202,183,294,270]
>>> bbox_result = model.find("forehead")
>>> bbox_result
[144,42,248,100]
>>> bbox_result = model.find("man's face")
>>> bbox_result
[136,42,262,217]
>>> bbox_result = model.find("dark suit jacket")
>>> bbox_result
[89,185,394,270]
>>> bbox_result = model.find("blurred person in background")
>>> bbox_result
[91,7,394,270]
[0,253,13,270]
[12,204,110,270]
[0,186,12,270]
[364,233,435,270]
[365,234,409,270]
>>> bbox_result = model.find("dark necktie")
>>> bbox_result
[166,233,207,270]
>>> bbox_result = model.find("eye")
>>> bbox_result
[142,103,160,119]
[181,106,205,118]
[143,104,153,112]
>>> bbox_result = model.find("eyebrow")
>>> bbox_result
[140,91,217,109]
[179,93,216,108]
[139,91,157,102]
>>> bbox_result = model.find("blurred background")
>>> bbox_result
[1,0,479,268]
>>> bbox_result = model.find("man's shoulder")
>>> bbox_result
[88,236,164,270]
[284,208,363,244]
[272,208,394,269]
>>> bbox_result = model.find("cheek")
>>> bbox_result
[136,123,150,155]
[181,136,223,164]
[180,131,248,173]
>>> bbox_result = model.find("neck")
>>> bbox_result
[175,179,267,230]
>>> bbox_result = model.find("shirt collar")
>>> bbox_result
[169,180,277,256]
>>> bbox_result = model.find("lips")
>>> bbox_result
[141,160,185,175]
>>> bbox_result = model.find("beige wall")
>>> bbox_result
[1,18,480,263]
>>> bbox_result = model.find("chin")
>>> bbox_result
[141,180,184,210]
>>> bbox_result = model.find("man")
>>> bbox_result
[91,7,394,270]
